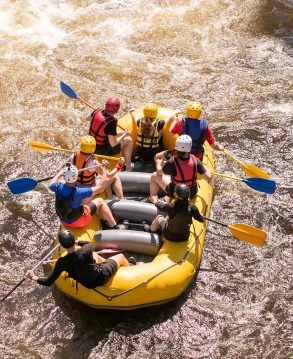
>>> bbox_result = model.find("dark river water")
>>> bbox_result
[0,0,292,358]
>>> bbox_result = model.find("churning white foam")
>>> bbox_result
[0,0,75,49]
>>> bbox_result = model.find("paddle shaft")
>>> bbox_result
[202,216,227,228]
[0,243,60,303]
[212,172,242,181]
[223,150,243,166]
[34,164,103,184]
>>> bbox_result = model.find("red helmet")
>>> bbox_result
[105,98,121,115]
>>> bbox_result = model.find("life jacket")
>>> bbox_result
[172,154,198,187]
[89,110,116,147]
[55,184,83,221]
[73,151,96,186]
[136,118,160,149]
[181,118,208,155]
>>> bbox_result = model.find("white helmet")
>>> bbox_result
[175,135,192,153]
[63,164,78,184]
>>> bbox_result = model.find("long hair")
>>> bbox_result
[140,117,155,138]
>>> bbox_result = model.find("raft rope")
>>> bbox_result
[91,224,204,301]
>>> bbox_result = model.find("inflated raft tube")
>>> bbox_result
[106,199,164,223]
[118,172,165,195]
[94,230,161,255]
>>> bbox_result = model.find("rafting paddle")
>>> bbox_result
[203,216,266,247]
[7,164,103,195]
[223,150,270,179]
[60,81,126,131]
[212,172,276,194]
[28,140,120,162]
[0,243,60,303]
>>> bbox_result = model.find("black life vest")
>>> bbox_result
[136,118,160,149]
[55,184,83,221]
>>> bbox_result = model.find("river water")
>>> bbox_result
[0,1,292,358]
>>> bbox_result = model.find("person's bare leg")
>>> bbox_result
[149,173,170,203]
[109,253,129,267]
[93,253,106,264]
[92,198,116,228]
[120,135,133,171]
[111,176,123,199]
[150,216,160,232]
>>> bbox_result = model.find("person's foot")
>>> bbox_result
[128,256,137,266]
[149,195,158,204]
[113,223,128,230]
[125,163,134,172]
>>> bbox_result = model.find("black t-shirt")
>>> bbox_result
[102,110,117,136]
[37,243,106,288]
[162,154,206,177]
[155,200,204,241]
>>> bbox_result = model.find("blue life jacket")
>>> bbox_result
[181,118,208,155]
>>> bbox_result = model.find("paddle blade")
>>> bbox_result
[6,177,38,195]
[60,81,77,99]
[228,223,266,247]
[243,177,276,194]
[242,164,270,179]
[28,140,54,152]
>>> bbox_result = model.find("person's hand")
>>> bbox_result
[26,270,36,280]
[123,129,131,138]
[102,159,109,169]
[155,158,163,166]
[129,108,135,113]
[218,144,225,152]
[118,157,125,166]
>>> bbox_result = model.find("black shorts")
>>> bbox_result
[95,143,121,156]
[88,202,97,215]
[98,259,118,285]
[165,183,198,199]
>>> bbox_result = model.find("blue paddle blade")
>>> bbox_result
[6,177,38,195]
[60,81,77,99]
[243,177,276,194]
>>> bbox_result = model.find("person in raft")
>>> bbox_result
[48,163,123,229]
[150,184,204,242]
[86,97,134,171]
[68,135,124,199]
[26,229,130,288]
[168,101,224,160]
[129,103,167,162]
[149,134,211,203]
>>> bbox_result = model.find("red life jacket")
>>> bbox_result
[172,154,198,187]
[73,151,96,186]
[89,110,116,147]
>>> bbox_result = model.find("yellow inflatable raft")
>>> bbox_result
[49,106,215,310]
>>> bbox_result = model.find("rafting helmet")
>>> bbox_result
[58,229,75,248]
[175,183,190,200]
[105,97,121,115]
[143,103,158,119]
[63,163,78,184]
[175,135,192,152]
[186,101,202,119]
[80,135,96,154]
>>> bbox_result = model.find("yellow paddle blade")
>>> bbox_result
[28,141,56,152]
[242,164,270,179]
[228,223,266,247]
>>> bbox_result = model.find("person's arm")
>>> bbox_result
[129,108,138,122]
[107,157,125,177]
[108,130,131,147]
[26,258,65,286]
[48,169,63,188]
[197,160,212,182]
[154,157,165,176]
[91,165,108,196]
[190,205,204,223]
[206,125,225,152]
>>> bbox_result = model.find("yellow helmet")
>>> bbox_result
[80,135,96,154]
[186,101,202,119]
[143,103,158,119]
